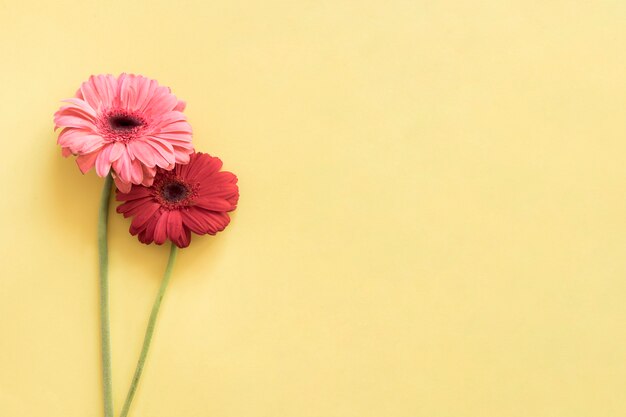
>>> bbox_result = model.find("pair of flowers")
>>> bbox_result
[55,73,239,248]
[54,74,239,417]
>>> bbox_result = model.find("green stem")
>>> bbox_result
[98,173,114,417]
[119,243,179,417]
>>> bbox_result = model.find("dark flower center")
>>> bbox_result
[161,181,190,202]
[108,114,143,131]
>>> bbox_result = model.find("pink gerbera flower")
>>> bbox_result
[116,152,239,248]
[54,73,194,192]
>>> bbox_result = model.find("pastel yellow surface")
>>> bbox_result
[2,1,626,416]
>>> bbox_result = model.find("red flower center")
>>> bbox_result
[162,181,190,202]
[152,173,198,210]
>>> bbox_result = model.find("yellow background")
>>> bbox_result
[1,1,626,416]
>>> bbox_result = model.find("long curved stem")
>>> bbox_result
[98,173,114,417]
[119,243,179,417]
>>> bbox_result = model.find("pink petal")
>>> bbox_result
[126,76,159,111]
[90,74,117,108]
[118,74,135,111]
[108,142,126,162]
[61,98,98,119]
[114,176,132,193]
[76,151,99,174]
[174,100,186,112]
[79,137,106,154]
[141,86,178,115]
[130,157,143,184]
[80,75,117,111]
[173,149,191,164]
[95,145,114,177]
[128,141,157,167]
[152,111,188,128]
[112,151,133,183]
[158,123,193,135]
[54,110,98,131]
[57,128,100,151]
[136,79,159,112]
[141,137,176,168]
[141,165,157,186]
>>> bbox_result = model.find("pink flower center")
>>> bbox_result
[99,110,147,142]
[109,114,143,131]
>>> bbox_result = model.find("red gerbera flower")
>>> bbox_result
[116,152,238,248]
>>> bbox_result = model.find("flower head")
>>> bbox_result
[54,74,194,192]
[116,152,238,248]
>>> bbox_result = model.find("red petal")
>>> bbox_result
[166,210,185,246]
[128,203,161,233]
[153,211,169,245]
[194,196,233,212]
[183,208,230,235]
[139,212,160,243]
[116,186,151,202]
[116,197,154,217]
